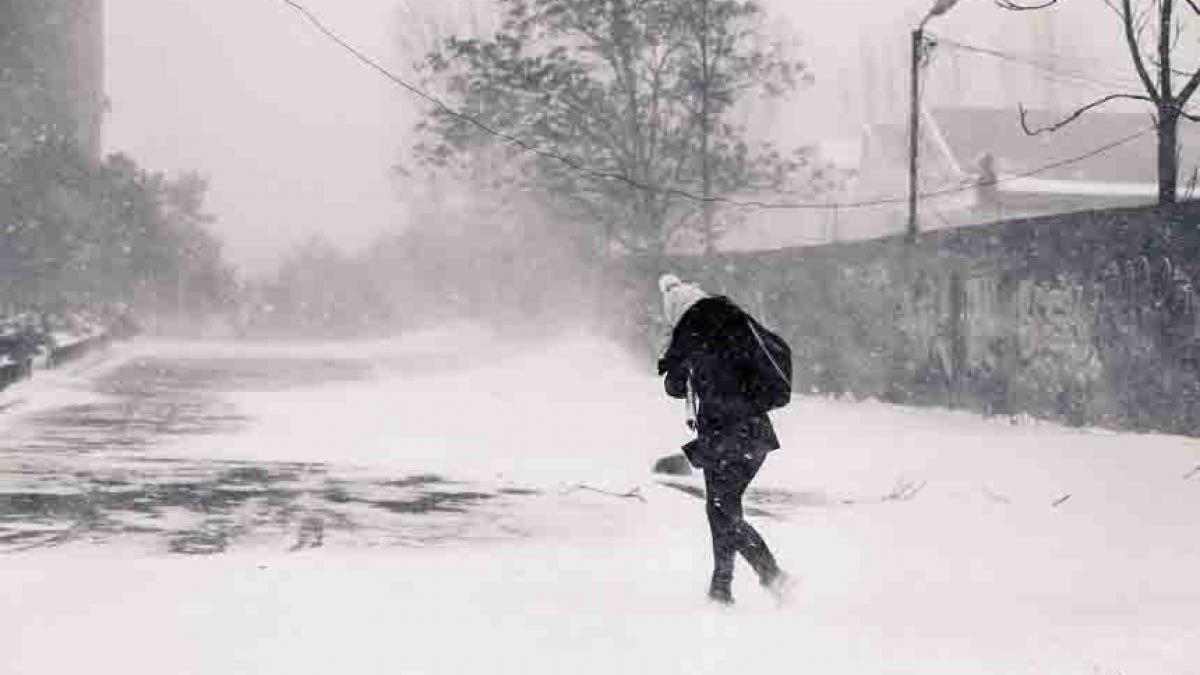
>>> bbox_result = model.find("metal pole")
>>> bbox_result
[907,27,922,242]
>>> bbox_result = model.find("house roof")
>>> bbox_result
[692,109,1200,256]
[996,177,1189,198]
[927,107,1200,184]
[860,107,1200,186]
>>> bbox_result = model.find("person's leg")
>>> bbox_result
[725,454,781,585]
[703,465,739,602]
[704,453,780,601]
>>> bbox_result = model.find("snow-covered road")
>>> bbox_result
[2,328,1199,674]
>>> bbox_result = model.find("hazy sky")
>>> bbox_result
[105,0,1131,276]
[106,0,406,276]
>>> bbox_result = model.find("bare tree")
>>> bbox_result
[999,0,1200,204]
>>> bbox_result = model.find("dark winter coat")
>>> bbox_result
[657,296,780,465]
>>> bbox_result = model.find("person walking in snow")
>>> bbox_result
[656,273,790,605]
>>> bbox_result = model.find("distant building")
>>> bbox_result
[683,107,1200,256]
[854,107,1200,234]
[0,0,105,161]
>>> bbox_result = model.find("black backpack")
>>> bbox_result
[742,314,793,413]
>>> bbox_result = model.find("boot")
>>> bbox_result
[760,569,794,606]
[707,582,734,606]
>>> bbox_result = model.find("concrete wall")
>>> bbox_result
[615,202,1200,435]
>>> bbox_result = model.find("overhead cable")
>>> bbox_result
[276,0,1158,212]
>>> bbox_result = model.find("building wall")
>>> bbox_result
[615,202,1200,435]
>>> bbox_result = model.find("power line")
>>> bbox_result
[929,35,1141,92]
[1001,127,1152,179]
[750,126,1154,210]
[932,36,1135,89]
[275,0,1157,212]
[275,2,592,166]
[932,37,1200,121]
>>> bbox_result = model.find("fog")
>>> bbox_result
[7,3,1200,665]
[105,0,407,276]
[104,0,1140,278]
[81,0,1200,343]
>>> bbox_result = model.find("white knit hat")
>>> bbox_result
[659,273,708,326]
[658,273,682,295]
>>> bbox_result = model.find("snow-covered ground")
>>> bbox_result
[3,328,1199,675]
[0,343,113,419]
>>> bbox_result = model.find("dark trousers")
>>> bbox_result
[703,452,779,591]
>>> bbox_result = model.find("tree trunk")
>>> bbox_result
[699,0,715,257]
[610,0,651,249]
[1157,0,1177,206]
[1158,109,1179,205]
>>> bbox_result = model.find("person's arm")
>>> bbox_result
[663,363,688,399]
[658,326,691,399]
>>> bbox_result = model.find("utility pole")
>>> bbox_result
[908,0,961,242]
[907,27,922,243]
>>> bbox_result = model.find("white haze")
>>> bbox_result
[104,0,407,276]
[106,0,1155,275]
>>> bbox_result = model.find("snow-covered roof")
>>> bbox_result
[994,177,1178,199]
[862,107,1200,186]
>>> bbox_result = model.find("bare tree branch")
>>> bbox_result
[1145,55,1198,78]
[1140,57,1200,116]
[1124,0,1164,102]
[562,483,647,502]
[1018,94,1156,135]
[1161,0,1174,101]
[882,477,927,502]
[1177,66,1200,106]
[1186,0,1200,15]
[1102,0,1126,22]
[994,0,1058,8]
[1185,165,1199,200]
[1135,1,1157,41]
[980,485,1013,504]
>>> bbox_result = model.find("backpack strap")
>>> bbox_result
[746,319,791,387]
[685,367,699,429]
